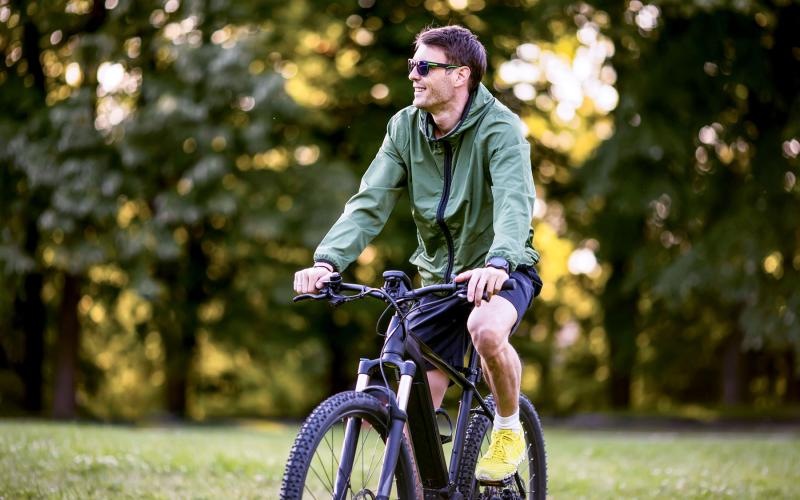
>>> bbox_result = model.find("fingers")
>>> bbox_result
[485,273,501,299]
[489,271,505,293]
[467,269,488,306]
[293,270,307,294]
[454,270,472,283]
[465,267,509,307]
[314,272,328,290]
[293,267,331,294]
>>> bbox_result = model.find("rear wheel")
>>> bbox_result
[280,391,420,499]
[456,395,547,499]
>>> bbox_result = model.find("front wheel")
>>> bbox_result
[456,395,547,499]
[280,391,420,499]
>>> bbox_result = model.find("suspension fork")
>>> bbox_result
[333,357,378,499]
[351,355,418,500]
[333,417,361,499]
[335,353,411,499]
[376,364,415,500]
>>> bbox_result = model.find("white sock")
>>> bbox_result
[493,410,521,431]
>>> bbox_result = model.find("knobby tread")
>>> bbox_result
[456,395,547,499]
[280,390,420,499]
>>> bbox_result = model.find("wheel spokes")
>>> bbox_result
[305,417,390,498]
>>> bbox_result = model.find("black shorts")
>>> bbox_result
[405,265,543,371]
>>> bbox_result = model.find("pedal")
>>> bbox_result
[476,477,521,500]
[476,476,514,487]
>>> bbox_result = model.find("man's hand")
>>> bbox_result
[294,264,334,294]
[454,266,509,307]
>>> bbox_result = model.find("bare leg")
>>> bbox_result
[467,295,520,417]
[426,368,450,409]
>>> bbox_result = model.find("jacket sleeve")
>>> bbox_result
[485,117,536,270]
[314,129,407,272]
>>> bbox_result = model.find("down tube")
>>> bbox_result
[402,333,450,490]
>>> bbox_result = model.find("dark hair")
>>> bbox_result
[415,25,487,93]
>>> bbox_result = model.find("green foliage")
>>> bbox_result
[1,0,798,419]
[576,0,800,407]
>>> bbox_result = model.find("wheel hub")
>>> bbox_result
[352,489,377,500]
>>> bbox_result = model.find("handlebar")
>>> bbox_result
[293,272,517,306]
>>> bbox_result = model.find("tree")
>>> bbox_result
[1,0,117,417]
[580,0,800,407]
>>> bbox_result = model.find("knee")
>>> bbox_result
[467,315,506,359]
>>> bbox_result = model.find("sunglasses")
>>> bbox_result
[408,59,460,76]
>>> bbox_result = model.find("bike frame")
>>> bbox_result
[339,291,495,499]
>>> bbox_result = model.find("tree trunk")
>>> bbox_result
[19,272,46,413]
[52,273,81,419]
[160,227,206,418]
[8,0,49,416]
[604,265,637,409]
[720,330,744,406]
[12,220,46,414]
[786,350,799,404]
[163,319,196,417]
[324,315,356,396]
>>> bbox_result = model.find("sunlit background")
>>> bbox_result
[1,0,798,421]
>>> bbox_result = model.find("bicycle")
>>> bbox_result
[280,270,547,499]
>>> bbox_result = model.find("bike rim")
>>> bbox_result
[302,411,396,499]
[476,426,535,499]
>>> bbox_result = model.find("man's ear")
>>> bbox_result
[453,66,471,88]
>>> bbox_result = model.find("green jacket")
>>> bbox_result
[315,84,539,285]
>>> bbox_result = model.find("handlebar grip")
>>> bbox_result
[462,278,518,302]
[478,279,517,301]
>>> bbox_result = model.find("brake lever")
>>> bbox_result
[292,292,329,302]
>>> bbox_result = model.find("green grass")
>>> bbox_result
[1,420,798,499]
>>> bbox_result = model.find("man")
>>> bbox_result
[293,25,542,483]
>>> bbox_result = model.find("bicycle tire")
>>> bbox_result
[280,390,421,499]
[456,395,547,499]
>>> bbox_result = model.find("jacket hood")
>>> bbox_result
[417,83,494,142]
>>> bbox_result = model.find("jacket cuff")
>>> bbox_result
[313,253,345,273]
[314,261,336,272]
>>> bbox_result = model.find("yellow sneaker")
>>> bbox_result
[475,428,526,482]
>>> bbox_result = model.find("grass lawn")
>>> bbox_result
[1,419,798,499]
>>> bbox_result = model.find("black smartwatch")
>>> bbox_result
[485,256,510,274]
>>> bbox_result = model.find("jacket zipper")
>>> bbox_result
[435,141,456,281]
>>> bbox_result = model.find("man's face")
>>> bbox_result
[408,44,457,112]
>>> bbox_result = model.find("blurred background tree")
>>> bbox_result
[0,0,797,420]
